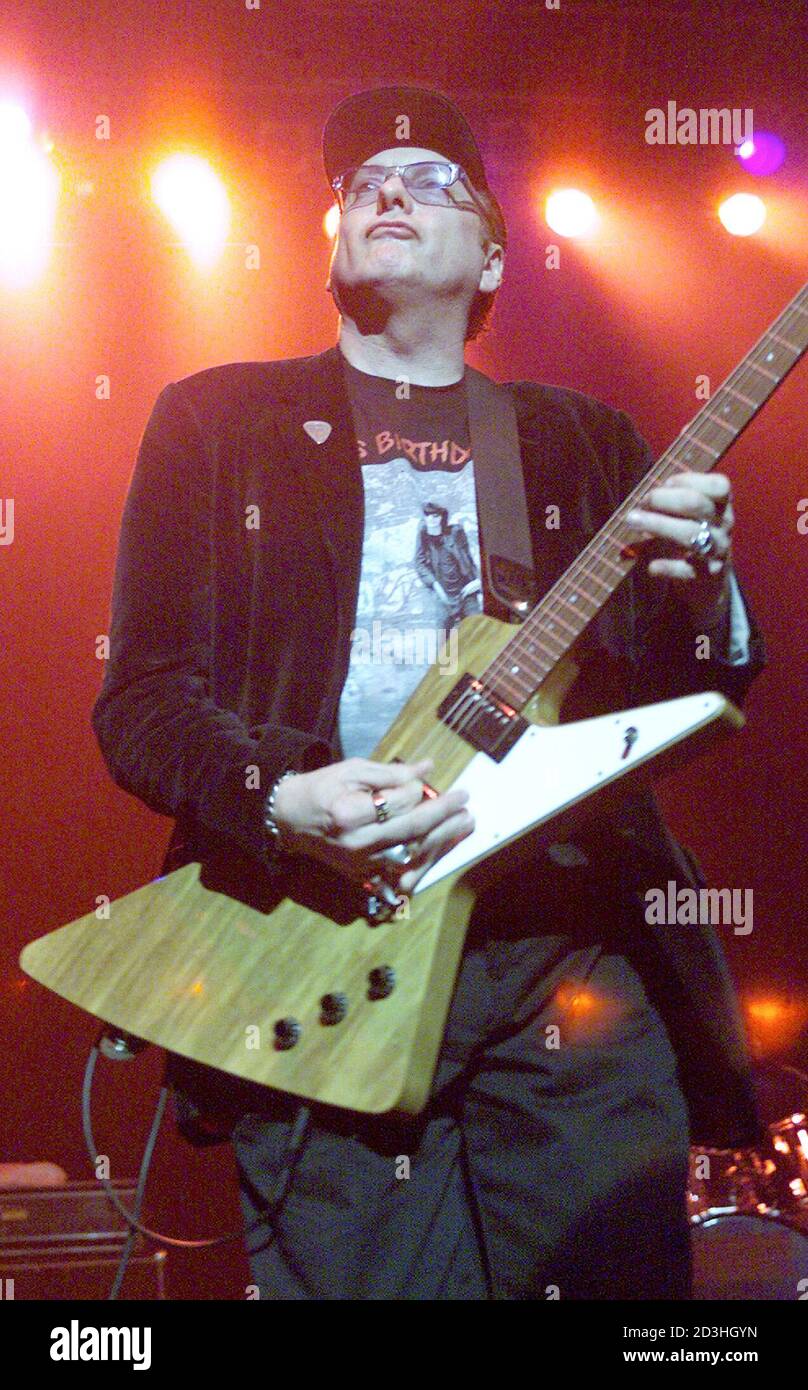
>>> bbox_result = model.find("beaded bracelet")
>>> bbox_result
[262,769,299,861]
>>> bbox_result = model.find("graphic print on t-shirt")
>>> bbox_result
[337,360,482,761]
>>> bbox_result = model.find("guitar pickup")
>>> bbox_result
[437,673,527,762]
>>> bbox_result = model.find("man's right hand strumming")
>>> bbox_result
[272,757,474,896]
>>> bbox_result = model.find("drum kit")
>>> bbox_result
[688,1067,808,1299]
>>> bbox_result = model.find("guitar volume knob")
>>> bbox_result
[319,992,348,1025]
[273,1017,301,1050]
[367,965,395,1000]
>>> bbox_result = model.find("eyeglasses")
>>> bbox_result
[332,161,488,220]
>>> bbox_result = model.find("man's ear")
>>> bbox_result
[479,240,504,293]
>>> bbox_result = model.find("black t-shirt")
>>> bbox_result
[337,353,482,759]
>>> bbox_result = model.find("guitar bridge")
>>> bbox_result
[437,673,527,762]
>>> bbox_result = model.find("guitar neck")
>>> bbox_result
[485,282,808,709]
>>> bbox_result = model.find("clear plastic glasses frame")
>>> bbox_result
[331,161,488,221]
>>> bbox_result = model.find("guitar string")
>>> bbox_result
[471,292,808,715]
[483,291,808,700]
[412,298,807,762]
[438,323,805,750]
[401,292,807,767]
[457,293,808,728]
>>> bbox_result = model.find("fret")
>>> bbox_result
[601,548,632,576]
[747,359,780,383]
[686,435,721,459]
[700,408,738,435]
[502,663,535,690]
[760,342,796,371]
[704,395,748,424]
[531,635,565,663]
[579,567,613,594]
[503,658,536,686]
[497,674,534,706]
[673,433,717,461]
[542,609,579,639]
[724,383,759,409]
[578,569,611,597]
[491,678,531,709]
[515,632,547,662]
[531,619,567,651]
[562,585,599,616]
[520,635,551,662]
[525,628,564,658]
[768,329,801,354]
[693,424,731,454]
[490,672,548,709]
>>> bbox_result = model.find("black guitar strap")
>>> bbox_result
[465,366,537,621]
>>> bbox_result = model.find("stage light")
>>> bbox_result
[545,189,600,239]
[744,996,808,1054]
[323,202,340,240]
[735,131,786,176]
[0,99,32,144]
[0,100,60,290]
[718,193,766,236]
[556,984,599,1015]
[747,999,786,1024]
[151,153,231,269]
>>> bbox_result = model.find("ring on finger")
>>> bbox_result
[686,519,717,562]
[371,790,390,823]
[379,840,419,868]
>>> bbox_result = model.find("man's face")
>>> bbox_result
[327,146,503,320]
[424,512,443,535]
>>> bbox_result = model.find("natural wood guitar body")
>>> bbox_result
[20,612,739,1114]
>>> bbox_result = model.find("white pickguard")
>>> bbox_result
[415,692,728,893]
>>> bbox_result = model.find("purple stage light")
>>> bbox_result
[736,131,786,176]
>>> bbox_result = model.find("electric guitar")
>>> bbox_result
[20,283,807,1115]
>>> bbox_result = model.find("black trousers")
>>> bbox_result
[232,868,692,1300]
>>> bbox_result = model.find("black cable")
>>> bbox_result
[108,1084,168,1298]
[81,1031,312,1294]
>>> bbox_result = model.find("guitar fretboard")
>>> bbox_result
[483,283,808,709]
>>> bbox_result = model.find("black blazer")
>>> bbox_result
[91,344,767,1147]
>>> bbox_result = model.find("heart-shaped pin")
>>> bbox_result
[303,419,332,444]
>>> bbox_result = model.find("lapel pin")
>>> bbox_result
[303,420,332,444]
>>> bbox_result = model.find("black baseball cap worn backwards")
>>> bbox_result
[322,84,491,194]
